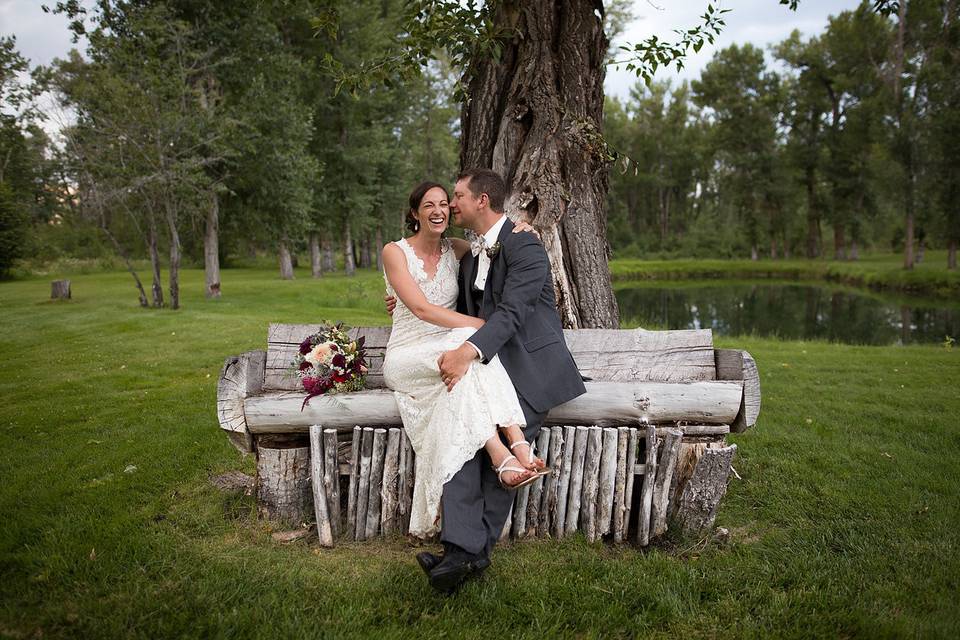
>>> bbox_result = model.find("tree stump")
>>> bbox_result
[256,445,312,525]
[674,444,738,535]
[51,280,71,300]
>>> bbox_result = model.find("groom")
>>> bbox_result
[420,168,585,593]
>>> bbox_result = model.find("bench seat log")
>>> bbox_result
[242,380,744,434]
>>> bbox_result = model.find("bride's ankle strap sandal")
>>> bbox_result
[509,440,549,472]
[495,455,549,492]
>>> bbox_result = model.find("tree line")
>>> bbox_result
[606,1,959,269]
[1,1,956,317]
[1,0,459,305]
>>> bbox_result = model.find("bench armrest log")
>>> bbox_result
[217,350,266,454]
[714,348,761,432]
[242,380,745,434]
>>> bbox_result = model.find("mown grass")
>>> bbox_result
[610,250,960,300]
[1,266,958,639]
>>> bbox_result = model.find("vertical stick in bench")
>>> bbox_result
[309,425,334,547]
[637,424,659,546]
[511,482,529,539]
[365,428,387,539]
[613,426,630,543]
[525,428,550,537]
[623,427,639,538]
[582,426,603,541]
[380,428,401,535]
[553,425,576,538]
[346,426,361,539]
[355,427,374,541]
[564,426,589,536]
[540,426,563,537]
[651,427,683,538]
[322,429,340,539]
[598,427,619,539]
[398,431,414,533]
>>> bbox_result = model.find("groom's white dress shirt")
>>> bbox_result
[465,214,507,360]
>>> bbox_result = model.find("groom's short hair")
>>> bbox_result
[458,168,506,213]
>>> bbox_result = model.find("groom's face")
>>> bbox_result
[450,178,482,231]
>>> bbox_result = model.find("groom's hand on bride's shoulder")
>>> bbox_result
[384,294,397,316]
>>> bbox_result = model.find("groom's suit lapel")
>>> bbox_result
[462,251,478,316]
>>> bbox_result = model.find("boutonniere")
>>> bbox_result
[485,241,502,259]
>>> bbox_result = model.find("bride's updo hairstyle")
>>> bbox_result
[407,181,450,234]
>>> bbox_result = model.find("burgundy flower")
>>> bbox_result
[299,337,313,355]
[302,376,318,393]
[333,371,350,383]
[331,353,346,369]
[299,360,312,371]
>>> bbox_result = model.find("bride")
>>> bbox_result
[381,181,546,538]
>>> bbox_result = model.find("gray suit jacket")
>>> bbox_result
[457,218,586,414]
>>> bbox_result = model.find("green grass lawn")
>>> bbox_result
[611,250,960,300]
[1,267,958,638]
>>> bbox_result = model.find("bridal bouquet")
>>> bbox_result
[293,324,367,407]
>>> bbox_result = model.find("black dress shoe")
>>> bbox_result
[416,551,441,576]
[428,550,491,595]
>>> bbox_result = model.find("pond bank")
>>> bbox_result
[610,253,960,301]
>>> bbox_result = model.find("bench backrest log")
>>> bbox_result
[264,324,721,391]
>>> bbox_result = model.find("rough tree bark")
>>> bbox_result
[204,191,221,298]
[459,0,619,329]
[322,237,336,272]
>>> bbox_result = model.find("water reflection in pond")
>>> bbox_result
[615,282,959,345]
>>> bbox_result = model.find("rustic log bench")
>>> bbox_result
[217,324,760,547]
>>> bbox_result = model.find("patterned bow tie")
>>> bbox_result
[470,235,488,257]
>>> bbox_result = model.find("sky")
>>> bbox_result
[2,0,864,121]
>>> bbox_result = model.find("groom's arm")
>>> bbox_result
[468,234,550,363]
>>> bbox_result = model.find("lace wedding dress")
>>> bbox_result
[382,237,526,538]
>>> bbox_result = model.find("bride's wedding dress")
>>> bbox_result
[382,237,525,538]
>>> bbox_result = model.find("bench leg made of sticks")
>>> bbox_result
[254,423,737,548]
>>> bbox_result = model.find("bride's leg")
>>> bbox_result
[497,423,546,471]
[483,435,535,488]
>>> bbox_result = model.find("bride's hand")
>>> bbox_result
[512,220,540,239]
[384,294,397,316]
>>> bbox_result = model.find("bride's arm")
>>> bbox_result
[382,244,483,330]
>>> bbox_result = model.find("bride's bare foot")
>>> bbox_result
[499,424,546,471]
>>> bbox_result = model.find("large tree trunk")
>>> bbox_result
[278,239,295,280]
[165,203,181,310]
[459,0,618,329]
[204,191,221,298]
[343,219,356,276]
[309,232,322,278]
[147,213,164,308]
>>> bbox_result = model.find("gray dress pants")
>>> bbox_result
[439,397,547,556]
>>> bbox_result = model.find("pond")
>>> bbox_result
[615,281,959,346]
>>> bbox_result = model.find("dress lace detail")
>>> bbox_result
[382,237,526,538]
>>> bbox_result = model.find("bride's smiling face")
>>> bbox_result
[412,186,450,236]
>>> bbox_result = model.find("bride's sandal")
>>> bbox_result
[509,440,548,472]
[495,455,543,491]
